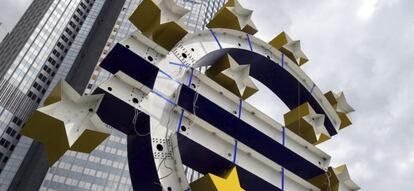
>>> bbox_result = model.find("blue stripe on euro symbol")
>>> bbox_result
[282,126,286,191]
[152,89,177,107]
[247,34,253,51]
[177,85,325,180]
[169,61,190,68]
[158,69,181,85]
[233,99,243,163]
[209,29,222,49]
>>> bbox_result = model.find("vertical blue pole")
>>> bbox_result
[176,110,185,133]
[233,99,243,163]
[209,29,222,49]
[247,34,253,51]
[178,68,195,133]
[281,126,285,191]
[187,68,194,86]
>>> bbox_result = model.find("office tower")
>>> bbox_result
[0,0,126,190]
[0,23,7,43]
[36,0,225,190]
[0,0,95,173]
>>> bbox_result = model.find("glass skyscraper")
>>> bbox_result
[41,0,225,190]
[0,0,97,180]
[0,0,125,190]
[0,0,225,190]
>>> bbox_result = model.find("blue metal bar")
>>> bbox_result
[187,68,195,86]
[209,29,222,49]
[233,99,243,163]
[159,69,181,85]
[282,126,285,191]
[281,53,285,68]
[179,67,195,133]
[169,61,190,68]
[176,109,185,133]
[238,99,243,118]
[247,34,253,51]
[152,89,177,106]
[233,140,238,163]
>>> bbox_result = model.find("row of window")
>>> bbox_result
[26,0,97,105]
[5,127,17,138]
[11,116,23,126]
[0,137,14,153]
[0,116,23,164]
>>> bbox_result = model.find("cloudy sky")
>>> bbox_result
[1,0,413,190]
[241,0,414,190]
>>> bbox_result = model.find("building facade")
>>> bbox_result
[0,0,96,172]
[40,0,225,190]
[0,0,125,190]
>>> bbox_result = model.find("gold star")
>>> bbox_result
[269,32,309,66]
[324,91,354,130]
[308,167,340,191]
[22,81,110,165]
[129,0,190,50]
[206,54,258,100]
[333,92,355,114]
[207,0,257,35]
[284,102,329,144]
[190,167,245,191]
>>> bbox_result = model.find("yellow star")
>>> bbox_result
[128,0,190,50]
[324,91,354,130]
[190,167,245,191]
[205,54,258,100]
[269,32,309,66]
[22,81,110,166]
[284,102,329,144]
[207,0,257,35]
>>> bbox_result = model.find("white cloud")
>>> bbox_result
[241,0,414,190]
[358,0,379,20]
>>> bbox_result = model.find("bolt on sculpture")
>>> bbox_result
[22,0,360,190]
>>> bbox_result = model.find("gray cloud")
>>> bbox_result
[242,0,414,190]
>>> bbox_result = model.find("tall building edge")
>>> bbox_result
[5,0,126,190]
[65,0,127,94]
[0,0,54,77]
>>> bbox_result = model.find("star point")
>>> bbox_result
[207,0,257,35]
[21,81,110,165]
[190,167,245,191]
[284,102,329,144]
[324,91,354,130]
[206,54,258,100]
[269,32,309,66]
[128,0,189,51]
